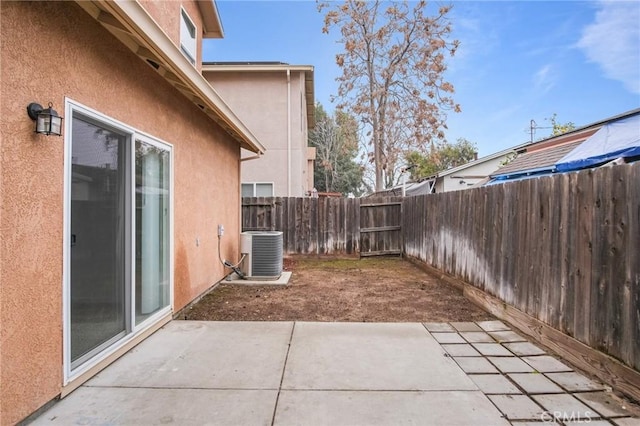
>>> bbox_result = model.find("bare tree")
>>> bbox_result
[319,0,460,191]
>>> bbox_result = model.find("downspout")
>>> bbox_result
[287,69,291,197]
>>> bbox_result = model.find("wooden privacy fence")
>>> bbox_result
[242,163,639,376]
[403,162,640,373]
[241,196,402,256]
[360,200,402,256]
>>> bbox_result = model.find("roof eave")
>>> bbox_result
[75,0,264,154]
[197,0,224,38]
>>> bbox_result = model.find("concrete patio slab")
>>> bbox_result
[460,331,495,343]
[508,373,564,394]
[488,330,526,343]
[451,321,483,332]
[431,332,467,344]
[489,357,536,373]
[545,372,606,392]
[274,390,510,426]
[469,374,521,394]
[523,356,573,373]
[424,322,455,332]
[503,341,546,356]
[575,392,634,418]
[441,343,482,357]
[30,387,278,425]
[29,320,640,426]
[224,271,292,286]
[477,320,511,332]
[88,321,293,389]
[473,343,515,357]
[488,394,546,420]
[532,394,597,420]
[614,418,640,425]
[281,322,477,391]
[454,356,500,374]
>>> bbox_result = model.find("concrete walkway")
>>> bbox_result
[32,321,638,425]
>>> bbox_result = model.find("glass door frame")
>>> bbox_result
[62,99,174,385]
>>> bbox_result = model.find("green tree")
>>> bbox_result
[310,103,364,196]
[404,138,477,180]
[319,0,460,191]
[547,113,576,136]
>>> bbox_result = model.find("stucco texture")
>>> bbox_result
[139,0,204,72]
[206,71,311,196]
[1,2,240,423]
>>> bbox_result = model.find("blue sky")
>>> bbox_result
[204,1,640,157]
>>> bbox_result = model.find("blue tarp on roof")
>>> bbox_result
[555,114,640,173]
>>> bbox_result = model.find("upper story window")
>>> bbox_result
[180,8,197,65]
[242,183,274,197]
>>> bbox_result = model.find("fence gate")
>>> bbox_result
[359,200,402,257]
[241,197,277,231]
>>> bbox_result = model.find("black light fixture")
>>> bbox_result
[27,102,63,136]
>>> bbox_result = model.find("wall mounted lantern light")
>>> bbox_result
[27,102,63,136]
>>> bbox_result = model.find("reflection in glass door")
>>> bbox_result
[67,104,172,376]
[136,140,170,324]
[70,117,129,367]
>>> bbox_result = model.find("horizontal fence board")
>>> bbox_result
[360,226,402,233]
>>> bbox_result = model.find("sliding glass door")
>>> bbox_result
[135,139,170,324]
[66,102,172,378]
[70,117,129,367]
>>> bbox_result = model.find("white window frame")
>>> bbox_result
[241,182,274,197]
[180,7,197,65]
[62,98,174,385]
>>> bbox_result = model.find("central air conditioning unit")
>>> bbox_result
[240,231,283,280]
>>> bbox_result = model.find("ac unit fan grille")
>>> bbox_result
[251,234,283,277]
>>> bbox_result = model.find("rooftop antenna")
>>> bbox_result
[528,119,552,143]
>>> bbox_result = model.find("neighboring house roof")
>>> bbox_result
[556,113,640,172]
[202,62,316,128]
[435,142,530,179]
[492,140,584,178]
[74,0,265,154]
[365,176,437,197]
[491,108,640,181]
[367,142,530,197]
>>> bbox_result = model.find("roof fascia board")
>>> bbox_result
[202,64,314,73]
[197,0,224,38]
[79,0,264,154]
[492,165,556,180]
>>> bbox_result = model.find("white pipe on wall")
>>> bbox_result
[287,69,291,197]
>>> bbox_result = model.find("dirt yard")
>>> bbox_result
[183,257,494,322]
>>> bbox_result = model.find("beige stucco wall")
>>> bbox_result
[0,2,240,423]
[204,70,312,197]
